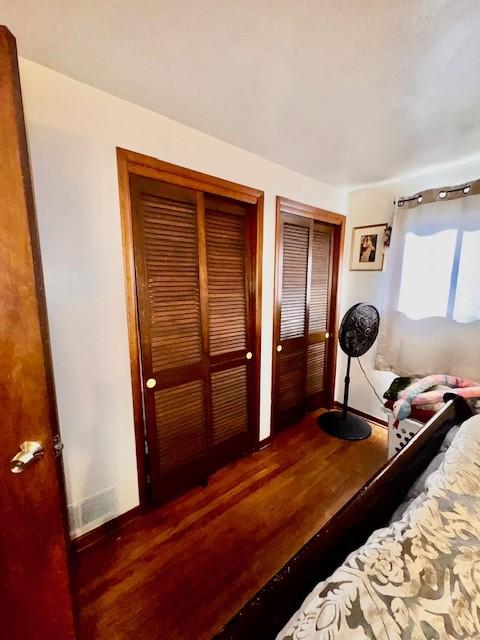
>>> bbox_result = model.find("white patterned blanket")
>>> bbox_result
[277,415,480,640]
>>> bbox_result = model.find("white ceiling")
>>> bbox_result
[2,0,480,188]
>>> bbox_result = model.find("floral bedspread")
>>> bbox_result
[277,414,480,640]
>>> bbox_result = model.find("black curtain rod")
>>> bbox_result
[392,179,479,209]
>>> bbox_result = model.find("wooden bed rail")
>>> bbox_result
[216,396,473,639]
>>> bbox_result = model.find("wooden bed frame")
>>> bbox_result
[216,395,473,639]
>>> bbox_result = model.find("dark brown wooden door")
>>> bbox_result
[273,207,337,431]
[204,194,254,468]
[0,26,76,639]
[276,213,312,426]
[130,177,257,503]
[306,220,335,411]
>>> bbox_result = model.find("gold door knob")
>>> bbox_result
[246,351,253,360]
[10,441,44,474]
[146,378,157,389]
[325,332,330,339]
[276,344,282,352]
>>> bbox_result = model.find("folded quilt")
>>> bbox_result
[277,415,480,640]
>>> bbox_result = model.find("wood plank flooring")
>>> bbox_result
[73,412,387,640]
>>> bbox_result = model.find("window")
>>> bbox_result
[398,230,457,320]
[397,228,480,323]
[453,230,480,323]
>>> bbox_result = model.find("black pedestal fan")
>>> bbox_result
[317,302,380,440]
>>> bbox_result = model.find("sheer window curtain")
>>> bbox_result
[375,191,480,380]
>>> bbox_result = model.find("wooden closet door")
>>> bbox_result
[306,221,334,409]
[273,209,337,431]
[130,176,209,502]
[130,177,256,503]
[205,195,254,468]
[274,213,312,427]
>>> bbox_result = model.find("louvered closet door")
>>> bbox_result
[275,213,312,427]
[274,211,336,430]
[306,221,334,410]
[130,176,256,503]
[205,194,253,469]
[130,176,209,502]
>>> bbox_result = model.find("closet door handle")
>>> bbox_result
[325,332,330,339]
[246,351,253,360]
[146,378,157,389]
[276,344,282,352]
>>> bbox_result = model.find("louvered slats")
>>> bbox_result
[206,209,247,356]
[278,350,305,411]
[309,225,331,334]
[276,209,336,427]
[154,380,206,473]
[306,343,326,395]
[132,176,256,504]
[141,193,202,371]
[280,223,309,340]
[211,366,248,444]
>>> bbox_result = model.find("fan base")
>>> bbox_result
[317,410,372,441]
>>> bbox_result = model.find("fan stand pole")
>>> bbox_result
[342,355,351,420]
[316,354,371,441]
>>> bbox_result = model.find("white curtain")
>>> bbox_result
[375,192,480,381]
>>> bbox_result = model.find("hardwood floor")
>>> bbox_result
[73,412,387,640]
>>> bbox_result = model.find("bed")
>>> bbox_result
[216,395,475,639]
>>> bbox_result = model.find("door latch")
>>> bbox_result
[53,434,64,457]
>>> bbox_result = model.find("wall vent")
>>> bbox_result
[67,503,81,532]
[68,486,117,537]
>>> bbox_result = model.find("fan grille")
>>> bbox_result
[339,303,380,357]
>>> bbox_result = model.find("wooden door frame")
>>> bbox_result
[271,196,345,435]
[116,148,264,507]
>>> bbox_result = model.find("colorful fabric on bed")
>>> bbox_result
[277,414,480,640]
[393,374,480,420]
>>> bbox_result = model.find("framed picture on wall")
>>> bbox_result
[350,223,387,271]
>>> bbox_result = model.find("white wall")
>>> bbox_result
[19,58,347,537]
[339,155,480,422]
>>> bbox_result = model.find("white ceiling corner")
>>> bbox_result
[2,0,480,188]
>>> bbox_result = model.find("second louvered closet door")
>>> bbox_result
[130,177,255,504]
[306,221,334,410]
[274,210,335,431]
[276,214,311,427]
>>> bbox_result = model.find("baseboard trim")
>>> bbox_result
[333,402,387,428]
[70,505,141,553]
[257,436,272,450]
